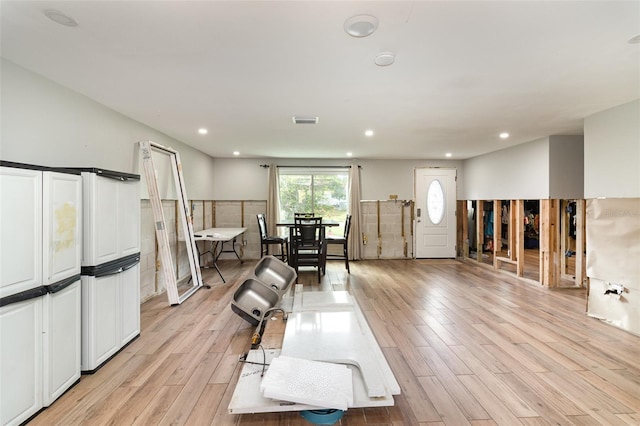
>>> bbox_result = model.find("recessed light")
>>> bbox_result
[233,151,240,156]
[374,52,395,67]
[43,9,78,27]
[445,153,452,158]
[364,129,374,137]
[198,128,208,135]
[344,15,378,38]
[346,152,353,157]
[499,132,509,139]
[628,34,640,44]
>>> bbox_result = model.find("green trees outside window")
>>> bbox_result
[279,170,348,237]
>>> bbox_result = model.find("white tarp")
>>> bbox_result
[586,198,640,284]
[586,198,640,334]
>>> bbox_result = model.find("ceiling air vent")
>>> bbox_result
[292,116,319,124]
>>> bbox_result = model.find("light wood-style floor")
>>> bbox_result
[30,259,640,425]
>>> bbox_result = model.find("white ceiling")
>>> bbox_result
[1,1,638,160]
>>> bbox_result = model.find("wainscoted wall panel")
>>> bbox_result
[360,201,414,260]
[241,201,269,260]
[379,200,413,259]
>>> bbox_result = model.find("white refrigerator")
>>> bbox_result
[76,168,141,373]
[1,162,82,426]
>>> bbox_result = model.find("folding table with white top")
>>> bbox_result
[193,227,246,282]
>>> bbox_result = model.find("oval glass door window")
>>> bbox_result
[427,179,445,224]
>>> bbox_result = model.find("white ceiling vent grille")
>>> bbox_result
[292,116,319,124]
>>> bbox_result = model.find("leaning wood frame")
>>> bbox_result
[139,140,204,305]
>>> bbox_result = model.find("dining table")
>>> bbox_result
[276,221,338,267]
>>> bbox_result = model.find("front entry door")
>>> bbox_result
[414,168,457,258]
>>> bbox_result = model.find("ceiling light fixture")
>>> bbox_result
[445,153,452,158]
[233,151,240,156]
[292,116,319,124]
[364,129,374,137]
[198,128,208,135]
[43,9,78,27]
[628,34,640,44]
[344,14,378,38]
[346,152,353,157]
[499,132,509,139]
[374,52,395,66]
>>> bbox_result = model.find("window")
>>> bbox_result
[278,168,348,236]
[427,179,445,225]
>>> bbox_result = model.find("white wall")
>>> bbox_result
[210,158,275,201]
[548,135,584,199]
[210,157,464,201]
[359,159,464,201]
[1,59,216,199]
[584,99,640,198]
[462,138,550,200]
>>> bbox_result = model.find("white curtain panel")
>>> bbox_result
[348,164,362,260]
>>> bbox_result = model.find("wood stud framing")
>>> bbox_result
[493,200,501,269]
[377,200,382,258]
[575,200,586,288]
[410,200,415,257]
[539,199,559,287]
[463,198,586,288]
[515,199,525,277]
[495,201,517,268]
[476,200,484,262]
[461,201,469,258]
[240,201,245,258]
[400,203,404,244]
[509,200,518,262]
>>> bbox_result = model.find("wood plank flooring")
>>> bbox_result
[29,259,640,425]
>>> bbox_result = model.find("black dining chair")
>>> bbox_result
[256,213,287,261]
[290,216,324,282]
[291,212,314,239]
[325,214,352,273]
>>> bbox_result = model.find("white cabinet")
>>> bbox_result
[81,274,118,371]
[0,283,81,423]
[0,167,43,298]
[42,279,81,406]
[81,255,140,372]
[120,262,141,345]
[79,169,140,373]
[0,297,43,426]
[0,163,82,426]
[0,168,82,294]
[43,172,83,285]
[81,171,140,266]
